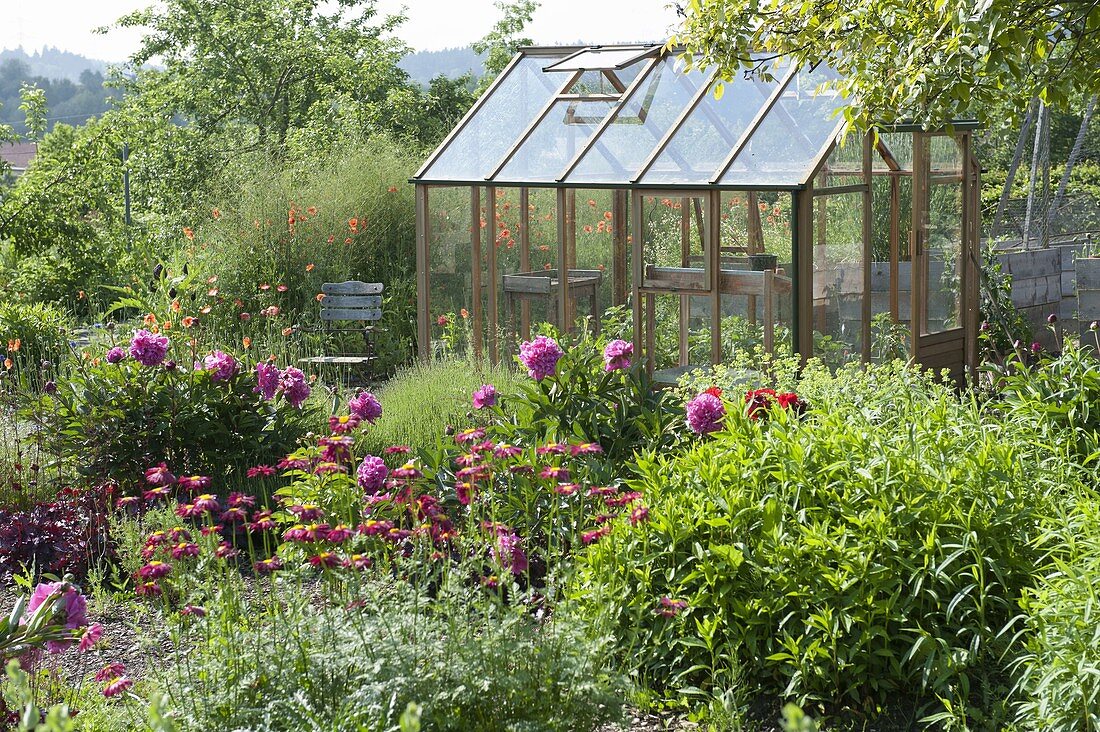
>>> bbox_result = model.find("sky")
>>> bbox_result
[1,0,683,63]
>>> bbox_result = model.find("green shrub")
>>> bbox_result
[357,357,524,456]
[1014,497,1100,731]
[27,342,318,493]
[574,360,1068,720]
[0,301,74,380]
[155,579,624,732]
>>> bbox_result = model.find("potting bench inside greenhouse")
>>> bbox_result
[411,44,981,382]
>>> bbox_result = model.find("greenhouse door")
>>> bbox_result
[911,131,973,381]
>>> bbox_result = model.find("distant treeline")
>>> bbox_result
[0,58,112,134]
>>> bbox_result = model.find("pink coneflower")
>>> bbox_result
[594,513,615,525]
[347,554,372,570]
[246,464,276,478]
[553,483,580,496]
[176,475,211,493]
[117,496,141,509]
[247,511,276,533]
[325,525,354,543]
[169,542,200,559]
[144,463,176,487]
[278,457,311,471]
[454,427,486,445]
[630,505,650,525]
[199,524,223,537]
[180,605,206,617]
[135,581,162,597]
[309,552,341,569]
[383,445,411,455]
[456,465,490,481]
[102,676,134,698]
[192,494,220,513]
[138,561,171,579]
[510,464,535,476]
[471,440,495,454]
[287,504,323,522]
[254,557,283,574]
[214,542,239,559]
[455,481,477,505]
[313,462,347,475]
[358,519,393,536]
[539,466,569,481]
[216,507,245,523]
[493,443,523,459]
[174,503,199,518]
[570,442,603,456]
[392,461,422,480]
[227,492,256,508]
[455,452,482,468]
[606,490,643,507]
[581,525,611,544]
[472,384,497,409]
[283,523,329,542]
[588,485,617,497]
[168,526,191,541]
[481,574,500,589]
[95,663,126,683]
[656,596,688,617]
[329,414,362,434]
[78,623,103,652]
[142,486,171,502]
[536,442,567,456]
[349,391,383,423]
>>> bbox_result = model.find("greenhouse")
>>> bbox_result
[411,44,981,382]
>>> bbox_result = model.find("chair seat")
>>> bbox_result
[299,356,377,365]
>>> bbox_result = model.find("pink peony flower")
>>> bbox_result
[472,384,497,409]
[602,339,633,371]
[518,335,563,380]
[79,622,103,652]
[686,393,726,435]
[129,329,170,367]
[349,391,382,423]
[105,346,126,364]
[353,454,387,494]
[200,350,238,381]
[255,362,281,400]
[26,582,87,653]
[279,366,311,408]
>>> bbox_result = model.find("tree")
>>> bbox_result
[673,0,1100,132]
[472,0,539,93]
[107,0,413,149]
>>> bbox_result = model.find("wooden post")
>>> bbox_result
[612,189,628,306]
[861,132,873,362]
[470,187,483,360]
[814,171,827,336]
[747,191,764,254]
[795,188,814,363]
[679,197,690,366]
[911,132,928,356]
[763,269,775,355]
[415,185,431,360]
[889,175,900,322]
[519,187,531,341]
[556,188,569,333]
[709,190,722,363]
[631,190,645,368]
[487,187,499,365]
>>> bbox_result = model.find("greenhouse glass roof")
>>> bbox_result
[412,45,854,190]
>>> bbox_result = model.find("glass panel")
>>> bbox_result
[494,100,616,183]
[922,135,964,333]
[811,192,865,368]
[869,174,914,360]
[545,48,655,72]
[428,187,477,358]
[819,137,865,185]
[720,65,845,187]
[420,56,562,181]
[641,70,783,185]
[873,131,912,171]
[565,57,709,184]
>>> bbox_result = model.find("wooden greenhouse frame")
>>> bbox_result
[411,45,981,383]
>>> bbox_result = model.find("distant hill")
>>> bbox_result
[0,47,110,83]
[399,46,486,86]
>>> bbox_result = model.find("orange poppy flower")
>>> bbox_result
[3,358,11,369]
[143,313,157,326]
[344,237,352,244]
[242,337,252,349]
[183,227,195,240]
[200,306,212,314]
[7,339,20,352]
[388,186,397,193]
[587,199,596,207]
[583,225,593,234]
[77,290,86,300]
[316,293,326,302]
[305,263,315,272]
[162,321,172,331]
[181,316,196,328]
[207,288,219,297]
[259,284,271,291]
[282,327,294,336]
[212,207,221,219]
[307,206,318,216]
[207,276,218,284]
[603,211,612,221]
[171,300,181,313]
[276,284,288,293]
[460,308,469,319]
[327,235,335,244]
[348,217,359,233]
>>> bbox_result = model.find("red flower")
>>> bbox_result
[703,386,723,398]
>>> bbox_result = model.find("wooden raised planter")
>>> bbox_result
[1078,256,1100,349]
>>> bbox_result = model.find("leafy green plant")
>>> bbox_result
[0,301,74,382]
[27,343,318,493]
[574,360,1070,722]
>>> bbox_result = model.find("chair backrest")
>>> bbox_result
[320,281,383,322]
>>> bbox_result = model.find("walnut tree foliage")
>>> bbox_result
[673,0,1100,131]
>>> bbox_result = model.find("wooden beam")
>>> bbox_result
[556,188,569,333]
[631,189,645,367]
[612,189,628,305]
[710,66,800,184]
[415,185,431,360]
[470,187,484,360]
[487,187,499,364]
[795,187,814,363]
[633,67,720,182]
[861,131,873,363]
[709,190,722,363]
[679,197,690,366]
[889,174,900,321]
[519,187,531,341]
[911,132,927,350]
